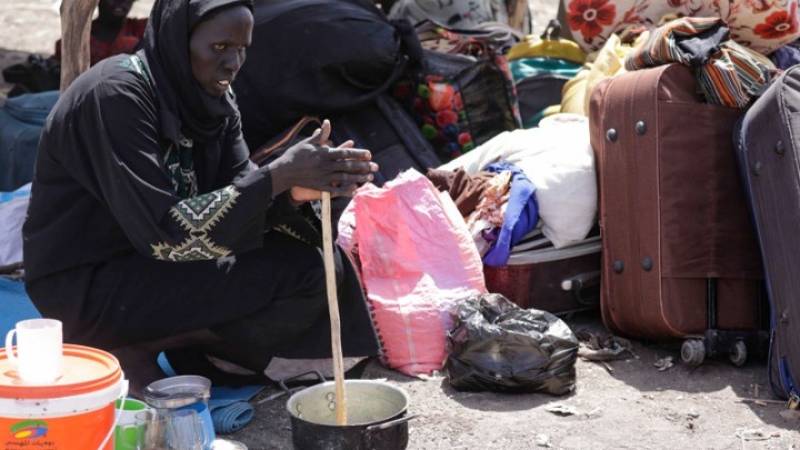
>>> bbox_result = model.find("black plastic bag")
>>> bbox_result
[445,294,578,395]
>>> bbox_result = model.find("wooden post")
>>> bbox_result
[509,0,529,34]
[59,0,99,90]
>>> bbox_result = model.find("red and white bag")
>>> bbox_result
[338,170,487,376]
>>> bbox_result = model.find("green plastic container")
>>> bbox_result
[114,398,149,450]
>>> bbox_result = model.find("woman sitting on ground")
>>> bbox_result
[54,0,147,66]
[24,0,380,390]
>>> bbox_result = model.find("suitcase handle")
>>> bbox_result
[561,270,600,305]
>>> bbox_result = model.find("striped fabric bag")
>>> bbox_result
[698,42,776,108]
[625,17,776,108]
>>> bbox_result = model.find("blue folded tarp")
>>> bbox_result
[0,91,59,190]
[0,277,40,339]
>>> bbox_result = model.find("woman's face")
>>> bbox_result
[189,6,253,98]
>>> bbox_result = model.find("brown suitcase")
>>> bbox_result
[589,64,766,363]
[484,229,601,316]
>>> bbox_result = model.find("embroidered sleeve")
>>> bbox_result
[150,186,241,261]
[66,67,275,263]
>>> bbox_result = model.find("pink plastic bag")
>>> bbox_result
[338,170,487,376]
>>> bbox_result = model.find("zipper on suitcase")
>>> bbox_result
[707,279,718,330]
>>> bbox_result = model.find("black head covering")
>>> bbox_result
[142,0,253,143]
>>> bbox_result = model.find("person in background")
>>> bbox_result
[54,0,147,66]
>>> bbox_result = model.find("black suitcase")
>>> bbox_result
[735,65,800,402]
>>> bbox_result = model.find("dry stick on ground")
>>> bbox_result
[321,191,348,425]
[738,398,787,405]
[60,0,99,90]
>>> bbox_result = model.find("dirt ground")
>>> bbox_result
[2,1,799,449]
[238,313,800,450]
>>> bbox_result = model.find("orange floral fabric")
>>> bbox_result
[562,0,800,54]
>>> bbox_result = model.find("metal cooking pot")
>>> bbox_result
[284,373,415,450]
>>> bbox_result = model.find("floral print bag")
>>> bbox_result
[392,22,522,161]
[562,0,800,55]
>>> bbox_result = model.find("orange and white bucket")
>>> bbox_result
[0,344,127,450]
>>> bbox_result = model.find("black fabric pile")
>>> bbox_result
[234,0,420,149]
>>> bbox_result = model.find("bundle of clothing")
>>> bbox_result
[625,17,776,108]
[559,16,778,117]
[437,113,597,262]
[426,162,538,267]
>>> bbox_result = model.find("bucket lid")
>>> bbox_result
[0,344,121,399]
[143,375,211,409]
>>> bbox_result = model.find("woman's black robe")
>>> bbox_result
[22,0,378,368]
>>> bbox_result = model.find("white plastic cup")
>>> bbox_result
[4,318,63,384]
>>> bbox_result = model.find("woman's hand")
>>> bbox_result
[289,139,361,203]
[268,119,378,200]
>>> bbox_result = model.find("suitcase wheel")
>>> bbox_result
[729,340,748,367]
[680,339,706,366]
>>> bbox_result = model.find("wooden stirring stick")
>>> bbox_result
[321,191,348,425]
